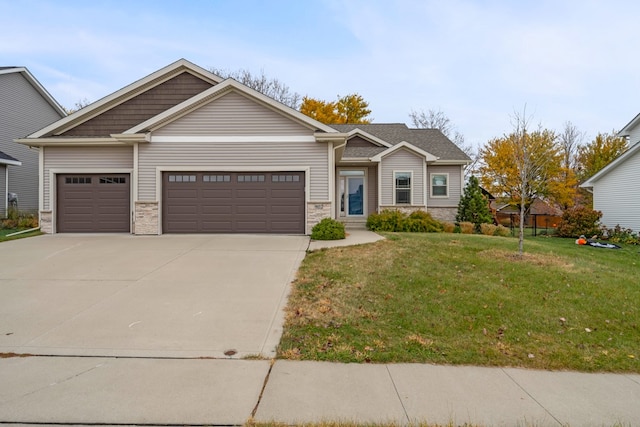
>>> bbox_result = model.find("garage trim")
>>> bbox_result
[50,168,133,233]
[156,166,310,234]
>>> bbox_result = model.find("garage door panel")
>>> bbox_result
[201,205,233,214]
[57,174,130,233]
[201,188,233,198]
[163,172,304,234]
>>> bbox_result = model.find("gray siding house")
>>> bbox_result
[17,59,469,234]
[581,113,640,232]
[0,67,65,217]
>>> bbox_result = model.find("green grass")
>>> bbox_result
[278,233,640,372]
[0,228,42,242]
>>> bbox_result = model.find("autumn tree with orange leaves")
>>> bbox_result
[478,112,571,254]
[300,93,372,124]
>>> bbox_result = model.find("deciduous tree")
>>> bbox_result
[576,132,628,182]
[300,93,371,124]
[210,67,302,109]
[478,111,564,254]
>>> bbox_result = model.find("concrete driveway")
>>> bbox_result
[0,233,309,358]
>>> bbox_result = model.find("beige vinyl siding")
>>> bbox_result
[155,91,311,136]
[43,146,133,210]
[593,150,640,232]
[138,139,329,201]
[367,165,378,214]
[380,149,424,205]
[0,72,64,211]
[427,165,463,207]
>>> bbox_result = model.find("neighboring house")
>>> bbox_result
[491,198,562,230]
[581,113,640,232]
[17,59,470,235]
[0,67,66,217]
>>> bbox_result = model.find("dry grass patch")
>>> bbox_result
[477,248,575,271]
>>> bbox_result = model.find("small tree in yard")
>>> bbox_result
[456,175,493,232]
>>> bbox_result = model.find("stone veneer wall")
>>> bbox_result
[134,201,159,235]
[427,207,457,223]
[306,201,332,234]
[39,210,52,233]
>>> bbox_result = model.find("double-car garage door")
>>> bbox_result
[162,171,305,234]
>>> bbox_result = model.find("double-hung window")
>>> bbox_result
[431,173,448,197]
[394,172,412,204]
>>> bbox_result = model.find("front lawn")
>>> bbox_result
[0,228,42,242]
[279,233,640,372]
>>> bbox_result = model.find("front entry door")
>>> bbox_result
[339,170,365,217]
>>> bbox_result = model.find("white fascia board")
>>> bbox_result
[0,67,66,117]
[0,158,22,166]
[345,129,392,147]
[617,112,640,137]
[370,141,438,162]
[150,135,317,143]
[15,137,123,147]
[580,141,640,187]
[431,159,472,165]
[28,59,223,138]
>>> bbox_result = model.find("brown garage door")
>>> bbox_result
[163,172,305,234]
[57,174,130,233]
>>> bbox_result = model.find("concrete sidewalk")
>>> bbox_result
[308,229,385,251]
[256,361,640,426]
[1,357,639,426]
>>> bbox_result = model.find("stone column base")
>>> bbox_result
[134,201,159,235]
[307,201,332,234]
[39,211,52,234]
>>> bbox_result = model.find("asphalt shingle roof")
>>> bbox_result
[331,123,470,162]
[0,150,20,163]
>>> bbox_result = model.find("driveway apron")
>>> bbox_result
[0,234,309,358]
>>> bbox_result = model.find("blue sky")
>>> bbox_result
[2,0,639,148]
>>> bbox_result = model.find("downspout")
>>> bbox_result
[6,227,40,237]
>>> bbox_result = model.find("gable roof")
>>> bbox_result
[0,67,66,117]
[19,59,341,145]
[580,140,640,188]
[617,112,640,138]
[125,77,339,135]
[27,59,222,139]
[370,140,438,162]
[0,150,21,166]
[331,123,471,162]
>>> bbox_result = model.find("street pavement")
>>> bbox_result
[1,231,639,426]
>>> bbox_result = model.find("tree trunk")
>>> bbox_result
[518,200,525,255]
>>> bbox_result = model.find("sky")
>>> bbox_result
[2,0,639,149]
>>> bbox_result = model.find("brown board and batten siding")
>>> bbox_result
[42,146,134,211]
[59,72,213,137]
[138,91,330,202]
[426,165,463,207]
[380,148,425,206]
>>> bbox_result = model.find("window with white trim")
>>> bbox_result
[431,173,448,197]
[394,172,412,204]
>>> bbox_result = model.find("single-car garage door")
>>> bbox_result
[56,174,130,233]
[163,171,305,234]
